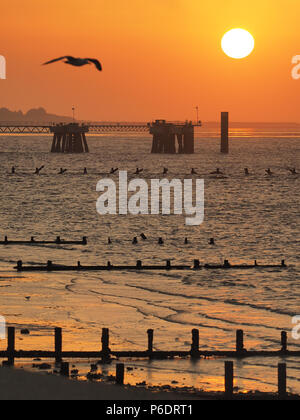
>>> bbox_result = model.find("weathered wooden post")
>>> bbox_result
[101,328,110,362]
[47,260,53,271]
[116,363,125,385]
[225,361,234,398]
[166,260,171,270]
[7,327,15,366]
[191,329,199,358]
[278,363,287,399]
[193,259,200,269]
[55,327,62,363]
[183,123,195,154]
[221,112,229,154]
[147,329,154,354]
[177,133,184,154]
[136,260,142,269]
[60,362,69,377]
[281,331,288,353]
[17,260,23,272]
[236,330,244,354]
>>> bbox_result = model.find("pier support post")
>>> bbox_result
[7,327,15,366]
[55,327,62,363]
[191,329,199,358]
[225,361,234,398]
[147,329,154,355]
[221,112,229,154]
[278,363,287,399]
[101,328,111,362]
[281,331,288,353]
[116,363,125,385]
[183,124,194,154]
[177,134,184,154]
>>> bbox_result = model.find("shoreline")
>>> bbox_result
[0,366,299,400]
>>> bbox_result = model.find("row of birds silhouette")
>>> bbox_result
[107,234,216,246]
[10,166,298,176]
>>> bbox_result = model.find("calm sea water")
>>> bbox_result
[0,127,299,394]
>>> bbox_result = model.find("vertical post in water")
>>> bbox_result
[60,362,69,377]
[236,330,244,354]
[7,327,15,366]
[101,328,110,362]
[55,327,62,363]
[281,331,288,353]
[221,112,229,154]
[191,329,199,358]
[278,363,287,399]
[116,363,125,385]
[225,361,234,398]
[183,123,195,154]
[147,329,154,354]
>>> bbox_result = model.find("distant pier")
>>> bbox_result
[149,120,201,154]
[50,123,89,153]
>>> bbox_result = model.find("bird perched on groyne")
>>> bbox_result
[43,56,102,71]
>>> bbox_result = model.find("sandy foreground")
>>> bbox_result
[0,367,199,400]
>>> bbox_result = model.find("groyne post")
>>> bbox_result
[236,330,245,355]
[7,327,15,366]
[55,327,62,363]
[225,361,234,398]
[147,329,154,355]
[281,331,288,353]
[17,260,23,272]
[191,329,199,358]
[60,362,69,377]
[116,363,125,385]
[278,363,287,399]
[101,328,111,362]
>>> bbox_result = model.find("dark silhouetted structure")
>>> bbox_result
[149,120,200,154]
[43,56,102,72]
[221,112,229,154]
[50,123,89,153]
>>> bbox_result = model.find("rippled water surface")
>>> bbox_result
[0,129,299,394]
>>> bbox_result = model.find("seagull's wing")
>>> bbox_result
[85,58,102,71]
[43,56,73,65]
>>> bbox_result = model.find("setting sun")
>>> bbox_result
[221,28,255,59]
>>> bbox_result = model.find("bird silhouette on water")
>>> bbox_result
[43,56,102,72]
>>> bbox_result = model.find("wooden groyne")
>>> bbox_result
[1,236,87,246]
[1,327,299,365]
[1,327,297,399]
[14,259,287,272]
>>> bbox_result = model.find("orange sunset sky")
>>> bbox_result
[1,0,300,122]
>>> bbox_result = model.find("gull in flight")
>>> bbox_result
[43,56,102,71]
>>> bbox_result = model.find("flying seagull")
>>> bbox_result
[43,56,102,71]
